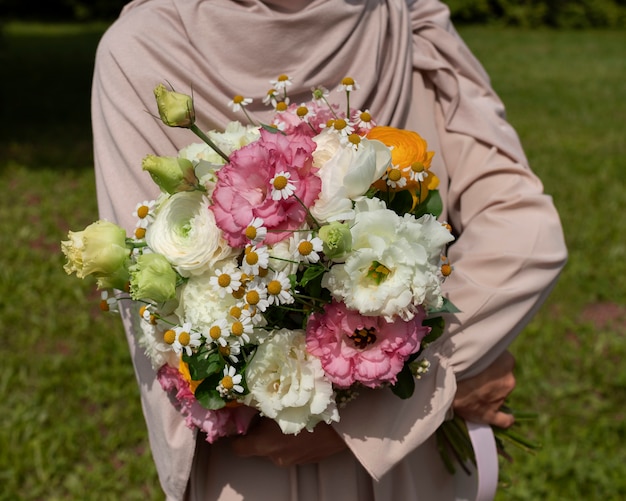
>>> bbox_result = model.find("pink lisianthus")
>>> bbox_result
[157,365,257,443]
[273,102,344,137]
[305,301,430,389]
[211,128,321,247]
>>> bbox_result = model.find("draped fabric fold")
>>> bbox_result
[92,0,567,499]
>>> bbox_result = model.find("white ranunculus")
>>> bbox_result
[322,199,454,320]
[244,329,338,435]
[267,237,299,276]
[146,191,237,277]
[310,130,391,223]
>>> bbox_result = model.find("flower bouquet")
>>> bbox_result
[63,76,466,453]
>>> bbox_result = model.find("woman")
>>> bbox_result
[92,0,567,499]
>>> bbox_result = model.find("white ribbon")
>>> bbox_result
[454,422,499,501]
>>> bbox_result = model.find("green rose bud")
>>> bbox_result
[142,154,198,194]
[129,253,178,302]
[96,266,131,292]
[154,83,195,128]
[318,222,352,260]
[62,221,130,279]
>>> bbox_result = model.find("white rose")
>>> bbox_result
[244,329,338,434]
[310,130,391,223]
[146,191,237,277]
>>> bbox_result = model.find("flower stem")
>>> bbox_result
[190,124,230,163]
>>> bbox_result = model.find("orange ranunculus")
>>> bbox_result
[367,126,439,208]
[179,357,203,394]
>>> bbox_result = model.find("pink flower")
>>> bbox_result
[273,102,344,136]
[305,301,430,389]
[211,128,321,247]
[157,364,257,443]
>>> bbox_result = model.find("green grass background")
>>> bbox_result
[0,22,624,500]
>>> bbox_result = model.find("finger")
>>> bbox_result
[489,410,515,429]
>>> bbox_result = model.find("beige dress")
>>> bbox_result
[91,0,567,499]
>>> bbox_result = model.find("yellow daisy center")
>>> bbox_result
[245,225,257,240]
[257,267,269,278]
[246,290,260,305]
[348,134,361,146]
[217,273,231,288]
[245,251,259,266]
[298,241,314,256]
[99,300,109,312]
[296,106,309,117]
[273,175,288,190]
[341,77,355,86]
[231,321,244,336]
[221,375,234,390]
[137,205,150,218]
[277,74,289,82]
[232,286,246,300]
[441,263,452,277]
[218,345,231,357]
[164,329,176,345]
[232,95,245,104]
[209,326,222,340]
[411,161,425,173]
[178,331,191,346]
[267,280,282,296]
[388,168,402,182]
[276,101,288,112]
[359,111,372,122]
[333,119,348,131]
[230,306,242,318]
[134,227,146,239]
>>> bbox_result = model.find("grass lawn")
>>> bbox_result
[1,21,625,500]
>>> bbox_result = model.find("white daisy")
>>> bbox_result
[383,166,407,189]
[406,161,428,182]
[171,322,202,356]
[270,74,293,91]
[228,95,253,113]
[209,265,243,297]
[353,109,375,130]
[229,313,253,344]
[244,217,267,245]
[242,282,270,313]
[132,200,156,220]
[99,290,118,313]
[263,88,279,107]
[265,271,295,306]
[311,85,330,104]
[292,233,324,264]
[270,171,297,200]
[218,339,242,363]
[217,365,244,397]
[295,103,316,123]
[241,244,270,276]
[337,76,360,93]
[205,318,230,347]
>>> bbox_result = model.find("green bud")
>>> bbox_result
[129,253,177,302]
[154,83,195,128]
[142,154,197,194]
[62,221,130,279]
[318,222,352,260]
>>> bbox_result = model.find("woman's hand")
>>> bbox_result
[453,350,516,429]
[230,418,347,467]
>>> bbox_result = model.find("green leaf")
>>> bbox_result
[391,364,416,399]
[299,265,326,287]
[428,297,460,316]
[183,348,224,380]
[421,315,445,344]
[194,378,227,410]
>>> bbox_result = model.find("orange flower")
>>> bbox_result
[367,126,439,209]
[178,357,203,394]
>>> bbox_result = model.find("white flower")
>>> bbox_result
[209,264,243,297]
[171,322,202,356]
[228,313,253,344]
[337,77,360,93]
[205,318,230,347]
[322,199,454,320]
[176,271,238,332]
[291,233,323,264]
[270,171,297,201]
[383,166,407,189]
[265,271,294,306]
[242,282,270,313]
[134,306,178,369]
[244,217,267,245]
[244,329,338,434]
[241,244,270,276]
[146,191,237,277]
[270,74,293,91]
[310,130,391,223]
[263,88,279,107]
[217,365,244,396]
[228,95,253,113]
[352,109,375,130]
[132,200,156,220]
